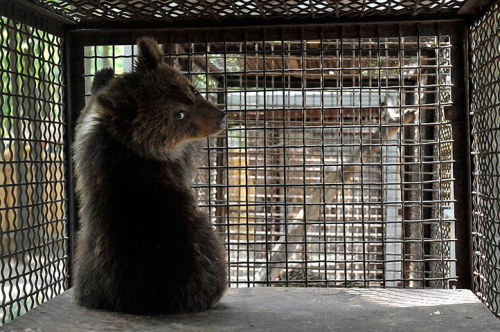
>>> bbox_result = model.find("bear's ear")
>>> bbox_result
[136,37,163,71]
[96,92,116,114]
[95,86,137,117]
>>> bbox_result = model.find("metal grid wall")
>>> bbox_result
[30,0,466,22]
[0,14,67,325]
[470,0,500,318]
[82,22,460,288]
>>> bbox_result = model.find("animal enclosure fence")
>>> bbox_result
[0,11,67,325]
[0,0,499,326]
[470,0,500,317]
[80,22,462,289]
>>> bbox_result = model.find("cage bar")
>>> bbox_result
[0,3,68,324]
[28,0,468,23]
[470,0,500,318]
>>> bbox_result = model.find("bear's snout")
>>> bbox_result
[190,106,226,137]
[217,112,227,129]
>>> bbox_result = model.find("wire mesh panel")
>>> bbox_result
[470,1,500,318]
[80,22,462,289]
[0,14,67,325]
[30,0,467,22]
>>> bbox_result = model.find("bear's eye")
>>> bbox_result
[176,111,185,120]
[191,87,200,96]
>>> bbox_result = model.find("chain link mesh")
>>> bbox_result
[470,0,500,319]
[28,0,466,22]
[0,14,67,325]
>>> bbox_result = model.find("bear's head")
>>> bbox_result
[95,37,226,158]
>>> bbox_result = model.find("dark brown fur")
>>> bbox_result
[73,37,227,314]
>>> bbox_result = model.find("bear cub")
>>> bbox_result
[73,37,227,314]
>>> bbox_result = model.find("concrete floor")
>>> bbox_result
[1,288,499,331]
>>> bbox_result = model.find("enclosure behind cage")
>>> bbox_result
[0,0,499,327]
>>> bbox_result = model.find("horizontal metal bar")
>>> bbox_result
[68,20,464,46]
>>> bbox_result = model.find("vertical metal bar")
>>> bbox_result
[450,23,472,290]
[358,25,367,287]
[300,27,308,286]
[281,27,289,285]
[417,24,426,288]
[463,21,474,293]
[242,32,251,287]
[214,42,229,277]
[397,24,407,288]
[223,34,231,287]
[436,23,446,286]
[376,25,386,288]
[64,32,85,288]
[131,38,135,70]
[319,26,328,286]
[262,28,269,285]
[167,32,173,66]
[204,34,213,247]
[93,44,97,80]
[418,35,435,288]
[112,44,115,73]
[340,26,348,286]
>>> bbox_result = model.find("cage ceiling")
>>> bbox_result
[28,0,472,23]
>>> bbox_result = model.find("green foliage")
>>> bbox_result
[85,45,130,74]
[1,16,63,140]
[0,290,44,325]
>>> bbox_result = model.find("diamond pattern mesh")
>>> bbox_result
[28,0,466,22]
[470,0,500,319]
[0,15,67,325]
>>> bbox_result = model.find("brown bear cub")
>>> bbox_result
[73,37,227,314]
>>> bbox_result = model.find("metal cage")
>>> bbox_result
[470,0,500,318]
[0,4,67,325]
[0,0,499,325]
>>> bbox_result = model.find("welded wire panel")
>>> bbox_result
[29,0,467,22]
[0,16,67,325]
[82,23,458,289]
[470,1,500,318]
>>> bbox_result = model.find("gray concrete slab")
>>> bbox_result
[1,288,499,331]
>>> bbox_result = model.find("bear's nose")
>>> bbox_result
[218,113,227,127]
